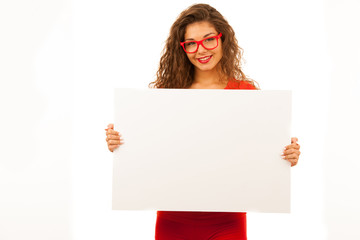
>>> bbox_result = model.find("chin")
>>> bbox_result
[195,64,217,72]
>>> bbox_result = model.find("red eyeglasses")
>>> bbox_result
[180,33,222,54]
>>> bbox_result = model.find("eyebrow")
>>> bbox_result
[184,32,216,41]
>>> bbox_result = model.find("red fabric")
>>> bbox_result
[155,80,255,240]
[224,79,257,90]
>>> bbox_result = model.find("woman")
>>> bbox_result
[105,4,301,240]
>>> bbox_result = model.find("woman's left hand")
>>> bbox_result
[282,137,301,167]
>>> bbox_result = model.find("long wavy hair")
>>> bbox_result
[149,4,257,89]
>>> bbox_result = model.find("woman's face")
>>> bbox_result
[183,21,223,74]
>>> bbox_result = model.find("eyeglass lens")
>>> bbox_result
[184,37,218,53]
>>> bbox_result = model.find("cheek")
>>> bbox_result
[218,50,223,60]
[217,41,223,55]
[218,43,223,57]
[186,53,196,63]
[186,53,191,60]
[216,49,223,63]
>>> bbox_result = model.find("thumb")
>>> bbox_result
[105,123,114,131]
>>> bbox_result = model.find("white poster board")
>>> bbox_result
[113,89,292,213]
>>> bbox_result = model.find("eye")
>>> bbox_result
[204,37,216,43]
[185,42,196,47]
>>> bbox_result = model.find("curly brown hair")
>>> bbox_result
[149,3,257,89]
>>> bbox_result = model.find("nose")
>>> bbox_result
[197,43,207,54]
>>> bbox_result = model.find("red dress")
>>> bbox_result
[155,80,256,240]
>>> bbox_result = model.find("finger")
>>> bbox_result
[106,134,121,141]
[108,140,121,146]
[106,137,122,144]
[283,152,299,159]
[282,156,296,166]
[105,123,114,131]
[291,156,299,165]
[284,143,300,151]
[291,160,298,167]
[282,152,299,164]
[282,149,300,156]
[282,148,294,155]
[109,145,119,152]
[108,141,124,152]
[282,155,299,164]
[106,129,120,136]
[284,157,298,167]
[292,143,300,150]
[291,137,298,143]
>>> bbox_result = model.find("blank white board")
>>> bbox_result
[113,89,292,213]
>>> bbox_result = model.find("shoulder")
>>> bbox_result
[225,79,257,90]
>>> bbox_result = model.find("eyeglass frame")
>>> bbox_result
[180,33,223,54]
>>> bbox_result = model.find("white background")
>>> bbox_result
[0,0,359,239]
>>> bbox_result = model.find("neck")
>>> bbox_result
[193,68,224,87]
[194,73,218,85]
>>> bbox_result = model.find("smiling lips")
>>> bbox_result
[197,55,212,64]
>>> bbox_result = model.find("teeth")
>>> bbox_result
[199,56,211,60]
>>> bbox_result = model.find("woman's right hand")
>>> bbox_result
[105,123,123,152]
